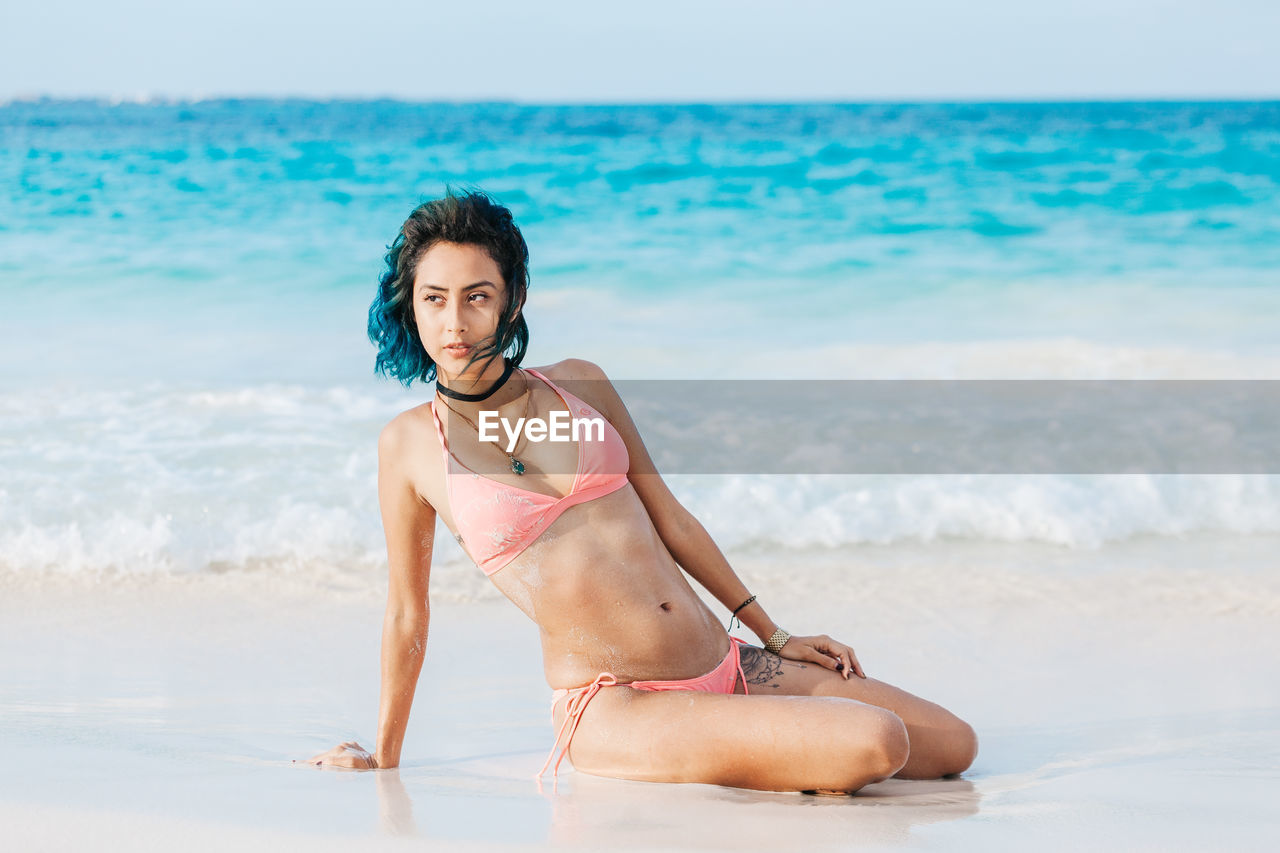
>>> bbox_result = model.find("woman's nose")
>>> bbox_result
[444,303,465,333]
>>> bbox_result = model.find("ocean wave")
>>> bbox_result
[680,474,1280,551]
[3,468,1277,587]
[3,339,1278,589]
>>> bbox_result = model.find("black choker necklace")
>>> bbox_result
[436,357,515,402]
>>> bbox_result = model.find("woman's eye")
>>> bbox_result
[420,292,487,304]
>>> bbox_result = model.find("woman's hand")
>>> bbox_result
[299,741,378,770]
[779,634,866,679]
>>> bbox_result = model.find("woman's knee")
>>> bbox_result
[902,716,978,779]
[824,708,909,791]
[868,710,911,779]
[942,719,978,776]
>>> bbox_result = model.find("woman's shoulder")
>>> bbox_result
[530,358,622,423]
[377,400,442,461]
[377,402,449,512]
[531,357,610,384]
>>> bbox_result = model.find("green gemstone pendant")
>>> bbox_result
[509,457,526,475]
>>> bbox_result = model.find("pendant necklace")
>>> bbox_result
[437,370,533,475]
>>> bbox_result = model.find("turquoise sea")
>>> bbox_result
[2,99,1278,588]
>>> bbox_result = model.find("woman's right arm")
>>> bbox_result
[307,417,436,770]
[372,417,437,769]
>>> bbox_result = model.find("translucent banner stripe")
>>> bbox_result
[440,381,1280,475]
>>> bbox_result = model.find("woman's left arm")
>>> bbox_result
[646,497,864,680]
[562,359,864,679]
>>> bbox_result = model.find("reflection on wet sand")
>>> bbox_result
[375,769,417,836]
[542,771,981,849]
[372,757,979,849]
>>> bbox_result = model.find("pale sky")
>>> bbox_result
[2,0,1276,102]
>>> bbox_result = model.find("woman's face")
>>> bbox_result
[412,242,512,381]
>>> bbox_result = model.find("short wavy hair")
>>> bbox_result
[368,189,530,386]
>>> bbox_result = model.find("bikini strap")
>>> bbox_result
[521,367,565,408]
[428,399,454,471]
[731,636,750,696]
[537,672,618,779]
[522,366,552,388]
[523,367,606,421]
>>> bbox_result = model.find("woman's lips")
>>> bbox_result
[444,344,472,358]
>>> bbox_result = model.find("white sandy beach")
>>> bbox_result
[3,535,1278,851]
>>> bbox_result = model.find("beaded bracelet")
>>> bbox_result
[727,594,757,630]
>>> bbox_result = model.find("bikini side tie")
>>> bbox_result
[537,672,618,779]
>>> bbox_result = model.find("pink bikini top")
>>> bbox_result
[429,368,631,576]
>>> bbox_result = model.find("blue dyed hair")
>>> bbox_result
[368,189,530,386]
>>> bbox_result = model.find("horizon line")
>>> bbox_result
[5,92,1280,108]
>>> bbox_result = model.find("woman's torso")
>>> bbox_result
[400,363,729,690]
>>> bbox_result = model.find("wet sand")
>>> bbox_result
[3,537,1278,850]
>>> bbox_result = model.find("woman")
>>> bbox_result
[307,190,977,792]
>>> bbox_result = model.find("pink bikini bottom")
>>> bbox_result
[538,635,750,778]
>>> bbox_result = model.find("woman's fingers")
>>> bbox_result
[300,742,370,767]
[831,647,850,679]
[797,635,865,680]
[809,635,844,675]
[832,643,853,680]
[813,636,849,679]
[830,641,865,680]
[303,748,332,764]
[799,639,841,672]
[774,634,867,680]
[848,648,866,679]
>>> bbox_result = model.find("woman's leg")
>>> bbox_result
[736,645,977,779]
[551,685,909,793]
